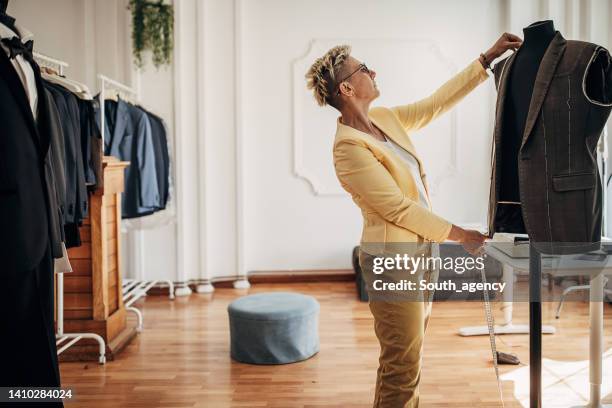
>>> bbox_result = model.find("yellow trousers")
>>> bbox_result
[360,250,433,408]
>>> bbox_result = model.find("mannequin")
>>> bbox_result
[0,3,64,405]
[494,22,558,408]
[490,18,612,407]
[495,20,556,233]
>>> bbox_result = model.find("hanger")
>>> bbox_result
[39,63,94,100]
[104,88,136,104]
[43,73,93,100]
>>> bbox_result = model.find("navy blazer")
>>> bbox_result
[103,98,160,218]
[140,107,170,209]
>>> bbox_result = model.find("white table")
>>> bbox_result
[459,244,556,336]
[466,243,610,408]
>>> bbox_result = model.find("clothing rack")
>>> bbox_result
[33,52,69,74]
[98,74,175,333]
[33,53,107,364]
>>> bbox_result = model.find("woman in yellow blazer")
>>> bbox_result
[305,33,522,408]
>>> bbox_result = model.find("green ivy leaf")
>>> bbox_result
[129,0,174,69]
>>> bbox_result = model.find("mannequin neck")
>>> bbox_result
[522,20,556,51]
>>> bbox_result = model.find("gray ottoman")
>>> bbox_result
[228,292,320,364]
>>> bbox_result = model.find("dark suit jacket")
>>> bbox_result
[140,107,170,209]
[45,82,88,224]
[489,32,612,254]
[0,48,63,271]
[79,98,103,190]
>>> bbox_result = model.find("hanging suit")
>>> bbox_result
[488,32,612,254]
[79,98,103,189]
[101,98,160,218]
[140,107,170,209]
[44,82,88,218]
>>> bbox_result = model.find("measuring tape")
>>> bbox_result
[481,258,505,407]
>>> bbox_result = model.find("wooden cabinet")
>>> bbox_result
[60,156,136,361]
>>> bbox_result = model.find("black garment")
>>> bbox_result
[42,88,67,247]
[141,107,170,209]
[0,245,63,408]
[0,34,63,400]
[0,39,63,270]
[98,98,161,218]
[78,98,103,189]
[45,82,89,248]
[489,31,612,254]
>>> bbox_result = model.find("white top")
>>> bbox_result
[0,22,38,120]
[382,136,429,209]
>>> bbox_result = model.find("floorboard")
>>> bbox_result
[60,282,612,407]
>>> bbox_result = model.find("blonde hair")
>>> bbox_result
[305,44,352,107]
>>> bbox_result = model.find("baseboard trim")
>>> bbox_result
[144,269,355,294]
[248,269,354,284]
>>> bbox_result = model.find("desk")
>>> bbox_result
[473,243,610,408]
[458,244,556,336]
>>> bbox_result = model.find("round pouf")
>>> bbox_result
[228,292,320,364]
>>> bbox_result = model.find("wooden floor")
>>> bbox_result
[60,282,612,408]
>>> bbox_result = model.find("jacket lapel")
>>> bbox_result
[494,51,517,148]
[368,111,432,199]
[369,111,423,168]
[0,48,41,153]
[520,31,566,150]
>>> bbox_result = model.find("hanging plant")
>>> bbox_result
[129,0,174,68]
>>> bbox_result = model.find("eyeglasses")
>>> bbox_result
[336,63,371,95]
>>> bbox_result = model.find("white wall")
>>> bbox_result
[7,0,612,289]
[240,0,499,273]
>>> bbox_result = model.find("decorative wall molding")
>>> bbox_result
[291,38,460,198]
[291,39,344,197]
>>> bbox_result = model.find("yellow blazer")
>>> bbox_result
[333,59,489,248]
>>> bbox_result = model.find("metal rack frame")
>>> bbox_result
[34,52,107,365]
[98,74,175,333]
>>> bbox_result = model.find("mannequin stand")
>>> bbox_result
[459,263,556,336]
[529,243,542,408]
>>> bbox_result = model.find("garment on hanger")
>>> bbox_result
[43,89,67,241]
[122,106,175,231]
[45,81,89,248]
[488,30,612,254]
[78,97,103,188]
[41,66,102,189]
[139,106,171,209]
[98,97,161,218]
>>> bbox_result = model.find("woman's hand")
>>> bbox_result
[448,225,487,256]
[481,32,523,67]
